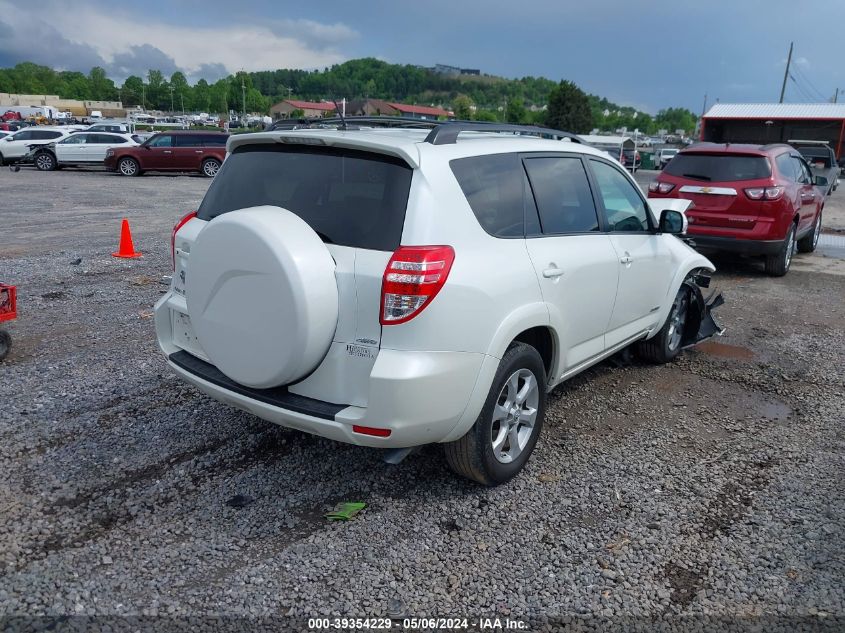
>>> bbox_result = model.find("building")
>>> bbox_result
[270,99,336,119]
[346,99,400,116]
[701,103,845,158]
[0,93,124,117]
[387,102,452,120]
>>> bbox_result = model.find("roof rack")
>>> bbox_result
[424,122,583,145]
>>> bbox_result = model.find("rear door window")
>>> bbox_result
[450,153,525,237]
[664,153,771,181]
[523,156,599,234]
[198,144,413,251]
[176,135,203,147]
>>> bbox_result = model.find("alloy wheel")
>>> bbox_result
[35,153,54,170]
[667,290,689,352]
[203,160,220,177]
[491,368,539,464]
[119,159,137,176]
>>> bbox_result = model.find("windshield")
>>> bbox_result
[197,144,413,251]
[664,153,771,182]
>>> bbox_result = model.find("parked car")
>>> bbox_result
[0,127,71,165]
[85,122,134,134]
[156,121,723,485]
[789,140,839,195]
[104,131,228,177]
[620,148,641,170]
[654,147,679,170]
[31,131,140,171]
[649,143,826,276]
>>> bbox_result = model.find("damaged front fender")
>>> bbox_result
[681,275,725,349]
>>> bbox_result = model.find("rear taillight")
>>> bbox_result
[744,186,784,201]
[171,210,197,269]
[649,181,676,194]
[380,245,455,325]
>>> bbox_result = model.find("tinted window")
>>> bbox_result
[12,131,34,141]
[198,145,413,251]
[775,153,797,181]
[590,160,650,232]
[792,158,812,183]
[202,134,228,146]
[176,135,203,147]
[450,153,525,237]
[61,134,87,144]
[31,130,62,140]
[147,134,173,147]
[664,153,771,182]
[524,156,599,234]
[90,134,122,144]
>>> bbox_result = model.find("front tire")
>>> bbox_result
[636,284,690,364]
[117,157,141,177]
[797,210,822,253]
[444,343,546,486]
[764,223,795,276]
[34,151,57,171]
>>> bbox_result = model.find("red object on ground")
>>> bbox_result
[0,284,17,323]
[112,218,142,258]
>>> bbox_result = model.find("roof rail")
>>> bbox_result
[424,122,583,145]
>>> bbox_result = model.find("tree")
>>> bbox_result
[453,94,474,120]
[146,70,165,109]
[121,75,144,107]
[505,97,527,124]
[88,66,115,101]
[545,80,593,133]
[654,107,697,135]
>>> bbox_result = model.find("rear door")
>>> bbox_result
[587,158,674,346]
[793,156,820,231]
[522,153,619,373]
[174,134,205,169]
[171,144,413,405]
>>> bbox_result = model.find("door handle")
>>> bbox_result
[619,255,633,265]
[163,150,172,154]
[542,267,565,278]
[195,150,203,153]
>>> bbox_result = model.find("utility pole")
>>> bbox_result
[779,41,793,104]
[141,85,145,110]
[241,75,246,123]
[834,88,839,104]
[180,93,185,115]
[701,93,707,118]
[170,85,174,114]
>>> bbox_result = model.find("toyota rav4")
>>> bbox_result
[155,121,723,485]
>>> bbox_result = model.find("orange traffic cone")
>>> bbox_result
[112,218,142,258]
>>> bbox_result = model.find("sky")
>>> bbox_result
[1,0,843,113]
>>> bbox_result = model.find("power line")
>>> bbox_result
[791,63,827,101]
[788,74,817,102]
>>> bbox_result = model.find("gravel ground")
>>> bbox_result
[1,168,843,632]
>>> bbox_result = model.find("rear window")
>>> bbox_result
[450,153,525,237]
[797,148,832,167]
[197,145,413,251]
[664,153,771,182]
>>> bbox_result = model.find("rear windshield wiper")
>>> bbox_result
[682,173,712,181]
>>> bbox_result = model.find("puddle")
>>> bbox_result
[695,341,756,360]
[758,401,791,421]
[817,233,845,259]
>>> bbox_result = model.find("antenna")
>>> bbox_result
[332,99,348,130]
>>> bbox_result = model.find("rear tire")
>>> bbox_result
[797,210,822,253]
[764,223,795,276]
[444,343,546,486]
[636,284,690,364]
[117,157,141,177]
[201,158,221,178]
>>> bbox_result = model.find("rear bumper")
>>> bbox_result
[688,234,783,256]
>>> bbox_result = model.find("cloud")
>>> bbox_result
[0,0,357,84]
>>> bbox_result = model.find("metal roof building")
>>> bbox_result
[701,103,845,157]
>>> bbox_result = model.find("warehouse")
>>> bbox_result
[701,103,845,158]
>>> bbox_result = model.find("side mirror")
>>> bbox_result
[659,209,687,235]
[814,175,829,187]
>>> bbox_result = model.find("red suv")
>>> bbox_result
[649,143,825,276]
[104,130,228,177]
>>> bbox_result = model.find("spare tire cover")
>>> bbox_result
[186,206,338,389]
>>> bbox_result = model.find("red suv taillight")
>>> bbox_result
[744,186,784,201]
[380,245,455,325]
[171,210,197,269]
[648,181,675,194]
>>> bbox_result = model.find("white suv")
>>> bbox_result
[0,127,71,164]
[155,121,723,485]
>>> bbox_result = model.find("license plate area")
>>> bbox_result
[172,311,204,357]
